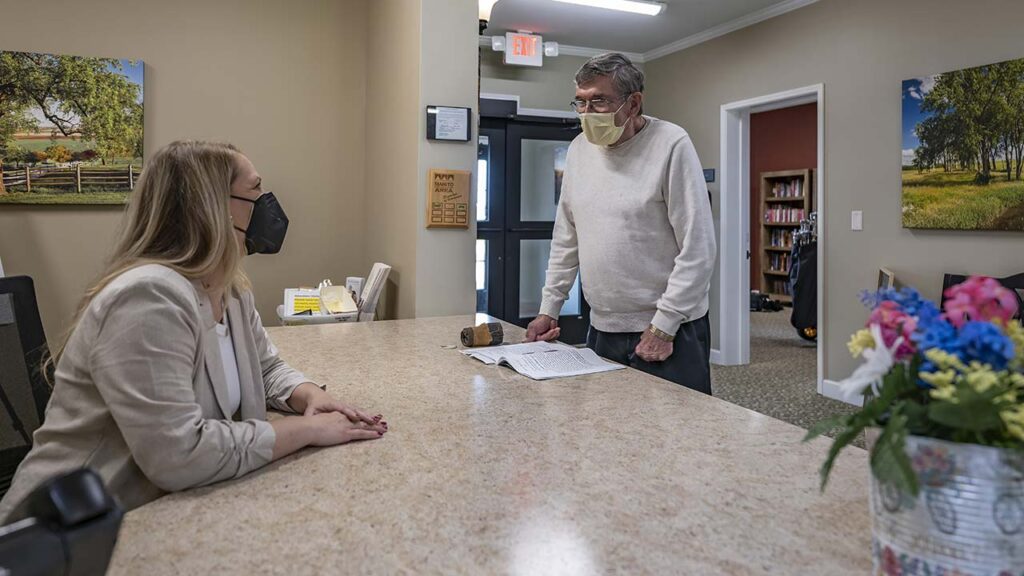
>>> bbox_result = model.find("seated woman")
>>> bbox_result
[0,140,386,520]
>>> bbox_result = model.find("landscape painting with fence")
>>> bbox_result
[0,51,143,205]
[902,57,1024,231]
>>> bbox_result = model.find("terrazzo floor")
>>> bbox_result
[712,310,862,445]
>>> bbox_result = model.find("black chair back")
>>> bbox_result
[0,275,52,497]
[0,468,123,576]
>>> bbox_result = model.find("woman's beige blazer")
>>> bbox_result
[0,264,306,520]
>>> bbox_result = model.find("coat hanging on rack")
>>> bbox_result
[789,213,817,342]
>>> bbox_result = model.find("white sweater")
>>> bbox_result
[539,116,717,336]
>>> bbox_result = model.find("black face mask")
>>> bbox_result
[232,192,289,255]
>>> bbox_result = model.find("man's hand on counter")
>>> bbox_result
[525,314,560,342]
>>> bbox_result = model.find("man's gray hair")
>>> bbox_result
[574,53,644,97]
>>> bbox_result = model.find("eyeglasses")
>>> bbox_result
[569,97,622,113]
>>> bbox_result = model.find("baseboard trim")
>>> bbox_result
[710,348,723,365]
[821,379,862,407]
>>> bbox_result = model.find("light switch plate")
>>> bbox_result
[851,210,863,231]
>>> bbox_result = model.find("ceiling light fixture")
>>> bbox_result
[479,0,500,33]
[552,0,666,16]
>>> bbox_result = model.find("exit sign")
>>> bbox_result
[504,32,543,67]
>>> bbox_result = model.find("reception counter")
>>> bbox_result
[107,316,871,574]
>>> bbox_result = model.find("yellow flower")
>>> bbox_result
[929,385,958,402]
[997,389,1018,404]
[920,369,956,389]
[965,368,999,393]
[848,329,875,358]
[1010,372,1024,390]
[1005,321,1024,370]
[924,348,966,372]
[1002,404,1024,442]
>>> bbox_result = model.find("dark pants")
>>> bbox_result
[586,314,712,395]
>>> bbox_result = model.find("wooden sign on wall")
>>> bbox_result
[426,169,470,229]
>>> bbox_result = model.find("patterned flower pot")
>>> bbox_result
[870,435,1024,575]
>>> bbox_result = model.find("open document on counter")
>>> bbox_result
[460,341,626,380]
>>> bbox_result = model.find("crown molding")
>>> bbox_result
[642,0,821,61]
[556,43,645,62]
[478,35,646,63]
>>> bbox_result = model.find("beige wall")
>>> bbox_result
[480,49,591,111]
[363,0,478,320]
[365,0,422,320]
[416,0,478,317]
[644,0,1024,381]
[0,0,368,340]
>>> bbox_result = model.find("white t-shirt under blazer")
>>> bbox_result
[215,320,242,417]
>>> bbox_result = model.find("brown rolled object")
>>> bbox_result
[460,322,504,347]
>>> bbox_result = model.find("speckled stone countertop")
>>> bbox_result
[107,315,871,575]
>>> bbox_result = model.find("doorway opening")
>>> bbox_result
[475,100,589,343]
[717,84,845,406]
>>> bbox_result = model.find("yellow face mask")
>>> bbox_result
[579,101,627,146]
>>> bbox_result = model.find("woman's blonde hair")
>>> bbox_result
[46,140,250,378]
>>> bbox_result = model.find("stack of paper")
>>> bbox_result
[460,341,625,381]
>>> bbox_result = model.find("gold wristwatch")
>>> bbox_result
[648,325,675,342]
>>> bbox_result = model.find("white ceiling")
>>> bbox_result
[485,0,813,58]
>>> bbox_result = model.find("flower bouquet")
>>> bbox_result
[807,276,1024,575]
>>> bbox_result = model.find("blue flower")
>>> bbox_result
[915,318,960,382]
[859,289,884,308]
[862,287,940,320]
[955,321,1015,370]
[912,299,942,328]
[914,317,958,351]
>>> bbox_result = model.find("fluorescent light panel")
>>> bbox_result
[552,0,665,16]
[479,0,499,21]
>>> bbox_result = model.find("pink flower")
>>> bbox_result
[868,301,918,359]
[943,276,1019,328]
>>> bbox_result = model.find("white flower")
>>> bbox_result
[837,324,903,402]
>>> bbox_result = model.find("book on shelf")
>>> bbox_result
[768,279,793,297]
[768,229,794,248]
[769,178,803,199]
[768,252,792,273]
[764,207,806,223]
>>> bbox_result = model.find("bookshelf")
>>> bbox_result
[759,169,814,303]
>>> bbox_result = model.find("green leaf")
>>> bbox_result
[818,418,869,492]
[901,400,931,434]
[928,385,1005,432]
[870,405,919,496]
[859,365,912,424]
[803,414,849,442]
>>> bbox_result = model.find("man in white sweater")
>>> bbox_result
[526,53,717,394]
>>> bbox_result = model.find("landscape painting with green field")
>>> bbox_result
[0,51,143,205]
[902,57,1024,231]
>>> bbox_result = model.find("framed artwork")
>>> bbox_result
[902,57,1024,231]
[877,268,897,291]
[0,50,143,205]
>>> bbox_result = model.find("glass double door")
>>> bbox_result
[476,118,589,344]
